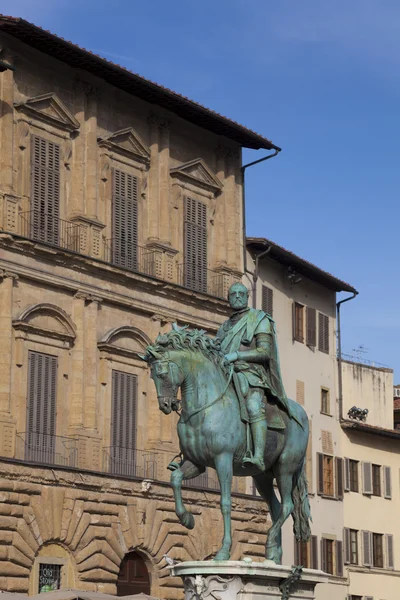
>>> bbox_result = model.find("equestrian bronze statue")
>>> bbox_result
[140,283,311,563]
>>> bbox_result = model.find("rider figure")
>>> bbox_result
[216,282,299,473]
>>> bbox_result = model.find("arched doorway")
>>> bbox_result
[117,551,151,596]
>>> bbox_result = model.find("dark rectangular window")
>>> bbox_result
[372,533,384,568]
[372,464,381,496]
[38,563,61,592]
[293,303,304,342]
[325,539,334,574]
[321,388,330,414]
[261,285,273,316]
[184,197,207,293]
[318,312,329,354]
[110,370,138,477]
[112,168,139,271]
[26,351,58,464]
[349,529,358,565]
[31,136,60,246]
[349,460,359,492]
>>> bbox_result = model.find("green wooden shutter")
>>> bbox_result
[111,370,138,476]
[261,285,273,316]
[318,313,329,354]
[26,351,57,462]
[31,136,60,245]
[112,169,138,270]
[336,540,343,576]
[306,307,316,346]
[184,197,207,293]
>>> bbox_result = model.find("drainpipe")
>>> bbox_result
[252,245,271,308]
[241,148,280,279]
[337,292,358,420]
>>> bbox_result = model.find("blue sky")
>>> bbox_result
[4,1,400,378]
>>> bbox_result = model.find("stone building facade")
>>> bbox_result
[0,17,278,596]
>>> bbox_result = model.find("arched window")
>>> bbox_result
[117,551,151,596]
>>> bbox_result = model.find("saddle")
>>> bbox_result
[233,372,286,431]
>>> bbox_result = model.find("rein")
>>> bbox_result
[179,364,234,424]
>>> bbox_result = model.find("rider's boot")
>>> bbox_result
[243,418,267,472]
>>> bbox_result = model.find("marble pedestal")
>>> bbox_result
[172,559,328,600]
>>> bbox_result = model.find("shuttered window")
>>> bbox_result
[362,462,373,495]
[318,313,329,354]
[383,466,392,499]
[336,540,343,576]
[112,168,138,270]
[31,136,60,245]
[294,535,318,569]
[184,197,207,293]
[306,307,316,346]
[335,457,344,499]
[362,530,372,566]
[320,387,330,414]
[110,370,138,476]
[26,351,58,463]
[261,285,273,316]
[349,459,359,492]
[386,534,394,569]
[317,453,334,497]
[372,533,384,568]
[311,535,318,569]
[293,303,304,342]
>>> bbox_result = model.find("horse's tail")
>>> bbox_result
[291,458,312,541]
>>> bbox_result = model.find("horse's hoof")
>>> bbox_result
[181,512,195,530]
[265,548,282,564]
[214,549,231,561]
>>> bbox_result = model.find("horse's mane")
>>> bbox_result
[148,326,226,368]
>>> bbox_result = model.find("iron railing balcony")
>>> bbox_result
[19,210,81,252]
[103,238,158,277]
[16,431,79,467]
[103,446,158,479]
[177,263,237,298]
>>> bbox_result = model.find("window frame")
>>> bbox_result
[372,533,384,568]
[371,464,381,497]
[320,387,330,415]
[349,459,359,493]
[293,302,305,343]
[349,529,358,565]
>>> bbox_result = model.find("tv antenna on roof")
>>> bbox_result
[351,345,368,361]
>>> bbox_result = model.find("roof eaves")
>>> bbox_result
[341,420,400,441]
[0,15,280,151]
[246,236,357,294]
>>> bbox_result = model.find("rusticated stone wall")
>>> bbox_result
[0,461,269,598]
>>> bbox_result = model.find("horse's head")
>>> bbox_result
[140,347,183,415]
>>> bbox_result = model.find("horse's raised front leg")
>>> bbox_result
[214,453,233,561]
[171,459,203,530]
[265,472,294,564]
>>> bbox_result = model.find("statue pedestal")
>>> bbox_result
[172,560,328,600]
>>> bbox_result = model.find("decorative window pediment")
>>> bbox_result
[14,93,80,132]
[13,303,76,344]
[98,127,150,166]
[170,158,223,194]
[98,326,151,359]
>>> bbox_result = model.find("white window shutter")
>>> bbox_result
[386,534,394,569]
[362,462,373,495]
[362,530,372,566]
[343,528,350,564]
[383,466,392,499]
[344,457,350,492]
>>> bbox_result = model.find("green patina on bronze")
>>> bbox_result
[140,283,311,564]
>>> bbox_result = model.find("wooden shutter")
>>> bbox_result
[320,538,327,573]
[343,528,350,564]
[362,462,373,495]
[362,531,372,566]
[26,351,57,462]
[111,370,137,450]
[311,535,318,569]
[386,534,394,569]
[306,419,313,492]
[112,168,138,270]
[317,453,324,495]
[261,285,273,316]
[184,197,207,293]
[344,458,350,492]
[296,380,305,406]
[306,307,316,346]
[335,540,343,576]
[31,136,60,245]
[318,313,329,354]
[335,457,344,499]
[383,466,392,499]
